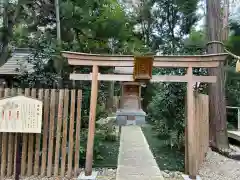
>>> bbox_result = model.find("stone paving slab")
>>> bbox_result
[117,175,164,180]
[116,126,164,180]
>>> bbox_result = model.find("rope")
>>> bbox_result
[206,41,240,59]
[206,41,240,72]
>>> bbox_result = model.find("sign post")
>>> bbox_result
[0,95,43,180]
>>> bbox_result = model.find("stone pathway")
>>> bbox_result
[116,126,164,180]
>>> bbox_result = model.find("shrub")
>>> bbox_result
[78,114,118,165]
[147,82,185,149]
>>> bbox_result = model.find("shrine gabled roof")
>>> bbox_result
[0,50,34,75]
[0,48,49,75]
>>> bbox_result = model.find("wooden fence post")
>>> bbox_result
[27,89,36,176]
[41,89,50,176]
[47,89,56,177]
[67,90,76,177]
[75,90,82,176]
[34,89,44,175]
[1,88,10,177]
[21,88,30,176]
[60,89,69,177]
[54,89,64,176]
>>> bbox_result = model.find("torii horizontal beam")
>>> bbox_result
[70,73,217,83]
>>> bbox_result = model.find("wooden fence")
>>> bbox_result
[195,93,209,170]
[185,93,209,174]
[0,88,82,178]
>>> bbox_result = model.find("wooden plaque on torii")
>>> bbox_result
[133,56,153,81]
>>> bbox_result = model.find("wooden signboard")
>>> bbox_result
[133,56,153,81]
[0,95,43,133]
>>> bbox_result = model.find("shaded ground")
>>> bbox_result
[141,123,240,180]
[142,124,184,172]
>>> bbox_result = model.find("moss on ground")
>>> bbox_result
[94,139,120,168]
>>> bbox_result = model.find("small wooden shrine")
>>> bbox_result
[115,77,146,126]
[114,56,153,126]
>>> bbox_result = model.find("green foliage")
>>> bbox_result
[78,129,107,164]
[225,22,240,128]
[147,22,240,150]
[134,0,200,149]
[142,124,184,171]
[79,118,118,165]
[131,0,199,54]
[182,29,206,54]
[15,34,71,88]
[146,29,207,149]
[96,104,108,122]
[147,83,186,149]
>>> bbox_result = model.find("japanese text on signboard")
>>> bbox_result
[0,96,43,133]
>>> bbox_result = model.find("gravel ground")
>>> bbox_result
[3,146,240,180]
[162,145,240,180]
[199,145,240,180]
[3,168,116,180]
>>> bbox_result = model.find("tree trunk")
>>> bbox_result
[55,0,61,44]
[223,0,229,86]
[107,67,114,114]
[107,81,114,113]
[54,0,63,88]
[206,0,229,150]
[222,0,229,41]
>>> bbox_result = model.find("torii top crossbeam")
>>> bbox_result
[62,51,227,67]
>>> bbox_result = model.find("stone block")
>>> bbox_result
[182,174,202,180]
[116,109,146,126]
[78,171,98,180]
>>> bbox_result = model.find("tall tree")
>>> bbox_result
[131,0,199,54]
[55,0,61,44]
[206,0,229,150]
[222,0,229,41]
[54,0,64,88]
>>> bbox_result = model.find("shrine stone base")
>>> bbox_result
[182,174,202,180]
[116,109,146,126]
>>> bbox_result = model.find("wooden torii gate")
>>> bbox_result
[62,51,227,179]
